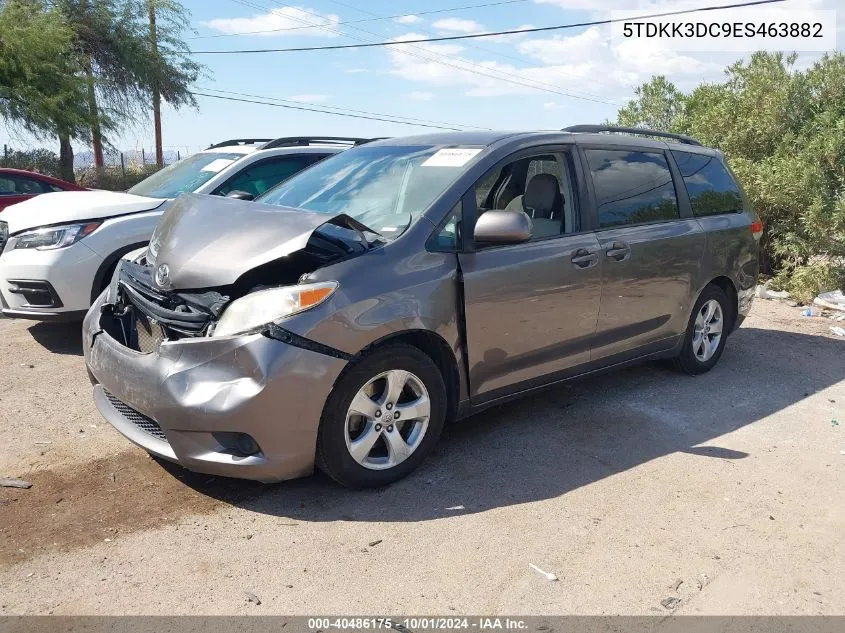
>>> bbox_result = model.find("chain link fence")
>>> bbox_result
[2,144,205,191]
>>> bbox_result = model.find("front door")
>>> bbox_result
[457,148,603,400]
[581,146,706,362]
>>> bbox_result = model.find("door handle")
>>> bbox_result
[605,241,631,262]
[570,248,598,269]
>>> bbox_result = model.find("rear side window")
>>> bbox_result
[585,149,679,229]
[0,175,48,195]
[672,151,744,216]
[216,154,323,198]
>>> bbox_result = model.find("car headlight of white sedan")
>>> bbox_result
[12,222,101,251]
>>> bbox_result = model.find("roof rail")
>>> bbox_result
[260,136,377,149]
[208,138,273,149]
[562,125,702,146]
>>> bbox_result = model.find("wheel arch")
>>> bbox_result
[351,329,461,424]
[707,275,739,332]
[90,241,148,303]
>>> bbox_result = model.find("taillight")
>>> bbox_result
[750,218,763,240]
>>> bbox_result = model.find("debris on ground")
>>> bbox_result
[34,441,51,445]
[755,284,790,300]
[18,363,34,369]
[244,591,261,605]
[814,290,845,312]
[830,326,845,337]
[671,578,683,592]
[0,478,32,489]
[368,539,383,547]
[802,308,819,317]
[833,420,840,427]
[529,563,559,581]
[445,505,465,511]
[660,597,681,610]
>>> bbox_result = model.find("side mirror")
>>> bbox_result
[473,210,533,245]
[225,190,255,201]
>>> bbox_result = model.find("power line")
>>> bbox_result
[197,87,492,130]
[229,0,619,105]
[319,0,621,106]
[190,91,468,130]
[188,0,787,53]
[189,0,530,39]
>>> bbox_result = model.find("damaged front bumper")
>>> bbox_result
[83,291,349,483]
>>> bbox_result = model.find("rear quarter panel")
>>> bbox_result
[696,211,759,322]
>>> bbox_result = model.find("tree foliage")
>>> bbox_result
[0,1,94,140]
[616,52,845,301]
[0,0,203,179]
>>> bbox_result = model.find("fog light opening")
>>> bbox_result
[213,432,262,457]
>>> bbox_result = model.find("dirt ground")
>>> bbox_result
[0,300,843,615]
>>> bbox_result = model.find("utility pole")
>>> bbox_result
[149,0,164,168]
[83,0,104,168]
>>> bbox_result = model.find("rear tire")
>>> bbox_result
[316,344,446,488]
[671,284,732,375]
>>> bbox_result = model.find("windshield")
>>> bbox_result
[256,145,480,238]
[127,152,243,198]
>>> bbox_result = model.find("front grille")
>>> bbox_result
[103,390,168,442]
[134,311,166,353]
[0,221,8,257]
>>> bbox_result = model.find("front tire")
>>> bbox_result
[671,284,732,375]
[316,344,447,488]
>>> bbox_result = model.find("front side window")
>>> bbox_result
[585,149,679,229]
[672,150,744,217]
[215,155,323,198]
[128,151,244,199]
[472,151,578,241]
[258,145,479,240]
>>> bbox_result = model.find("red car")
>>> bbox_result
[0,168,86,212]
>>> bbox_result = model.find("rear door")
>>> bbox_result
[456,145,604,400]
[580,144,706,363]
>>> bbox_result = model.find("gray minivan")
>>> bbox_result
[83,126,761,488]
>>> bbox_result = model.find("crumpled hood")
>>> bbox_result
[147,193,334,290]
[3,190,165,235]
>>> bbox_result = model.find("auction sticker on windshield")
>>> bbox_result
[422,148,482,167]
[201,158,236,173]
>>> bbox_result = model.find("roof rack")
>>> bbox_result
[260,136,377,149]
[208,138,273,149]
[562,125,702,146]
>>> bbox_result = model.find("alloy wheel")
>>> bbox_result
[692,299,723,362]
[344,369,431,470]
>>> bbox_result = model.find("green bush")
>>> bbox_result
[617,52,845,300]
[772,262,845,305]
[75,164,161,191]
[0,148,61,178]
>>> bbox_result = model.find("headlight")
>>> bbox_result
[12,222,101,251]
[211,281,338,338]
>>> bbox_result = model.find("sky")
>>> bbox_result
[1,0,843,156]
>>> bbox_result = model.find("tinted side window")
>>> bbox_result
[0,175,46,195]
[216,155,321,197]
[585,149,679,229]
[672,151,744,217]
